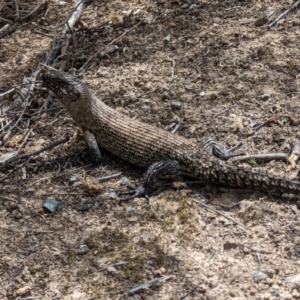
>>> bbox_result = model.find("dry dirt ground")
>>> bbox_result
[1,0,300,299]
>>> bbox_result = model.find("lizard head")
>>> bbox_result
[42,70,90,104]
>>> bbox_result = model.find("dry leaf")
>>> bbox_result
[83,177,103,193]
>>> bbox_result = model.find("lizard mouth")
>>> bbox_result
[41,70,80,101]
[41,71,57,92]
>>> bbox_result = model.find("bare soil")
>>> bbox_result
[1,1,300,299]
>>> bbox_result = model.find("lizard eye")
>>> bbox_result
[74,92,80,101]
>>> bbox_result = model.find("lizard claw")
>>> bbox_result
[118,185,151,205]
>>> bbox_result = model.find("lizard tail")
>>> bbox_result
[197,160,300,195]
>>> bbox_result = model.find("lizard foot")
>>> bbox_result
[199,137,245,160]
[118,185,150,205]
[119,160,180,205]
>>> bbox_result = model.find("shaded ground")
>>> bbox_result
[1,0,300,299]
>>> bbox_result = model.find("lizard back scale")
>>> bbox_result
[41,70,300,200]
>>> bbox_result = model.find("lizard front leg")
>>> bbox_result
[119,160,181,205]
[83,130,102,163]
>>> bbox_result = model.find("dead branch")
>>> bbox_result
[62,0,85,36]
[9,0,89,111]
[191,198,248,231]
[0,137,69,171]
[78,44,119,72]
[253,113,278,130]
[0,0,48,39]
[268,0,300,27]
[230,153,288,163]
[180,283,204,300]
[119,276,173,298]
[0,87,16,98]
[47,0,89,66]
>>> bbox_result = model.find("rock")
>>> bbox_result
[127,207,136,213]
[252,269,274,283]
[42,198,60,213]
[15,286,31,296]
[63,290,86,300]
[73,203,92,211]
[254,15,268,27]
[109,192,117,199]
[261,94,270,101]
[243,247,250,254]
[223,238,239,250]
[117,177,129,185]
[69,175,77,184]
[107,266,118,274]
[285,274,300,289]
[171,101,182,110]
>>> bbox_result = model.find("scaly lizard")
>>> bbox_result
[42,70,300,203]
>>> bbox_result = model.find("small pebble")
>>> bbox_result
[171,101,182,110]
[265,277,273,285]
[272,290,280,297]
[200,91,206,96]
[285,273,300,289]
[273,236,281,243]
[161,91,170,100]
[243,247,250,254]
[283,293,293,300]
[249,120,258,128]
[252,270,268,283]
[69,175,77,184]
[223,239,239,250]
[107,266,118,274]
[15,286,31,296]
[261,93,270,101]
[292,290,300,298]
[295,246,300,257]
[140,234,147,240]
[163,34,172,43]
[252,269,274,283]
[117,177,129,185]
[127,207,136,213]
[109,192,117,199]
[42,198,60,213]
[215,58,222,65]
[254,15,268,27]
[73,203,92,211]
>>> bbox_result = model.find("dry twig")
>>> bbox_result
[119,276,173,299]
[0,0,48,39]
[0,137,69,171]
[191,197,248,231]
[268,0,300,27]
[230,153,288,163]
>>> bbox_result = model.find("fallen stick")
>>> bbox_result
[9,0,89,110]
[0,0,48,39]
[230,153,288,163]
[119,275,173,298]
[0,137,69,171]
[268,0,300,27]
[191,198,248,231]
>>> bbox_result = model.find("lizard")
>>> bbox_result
[41,69,300,203]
